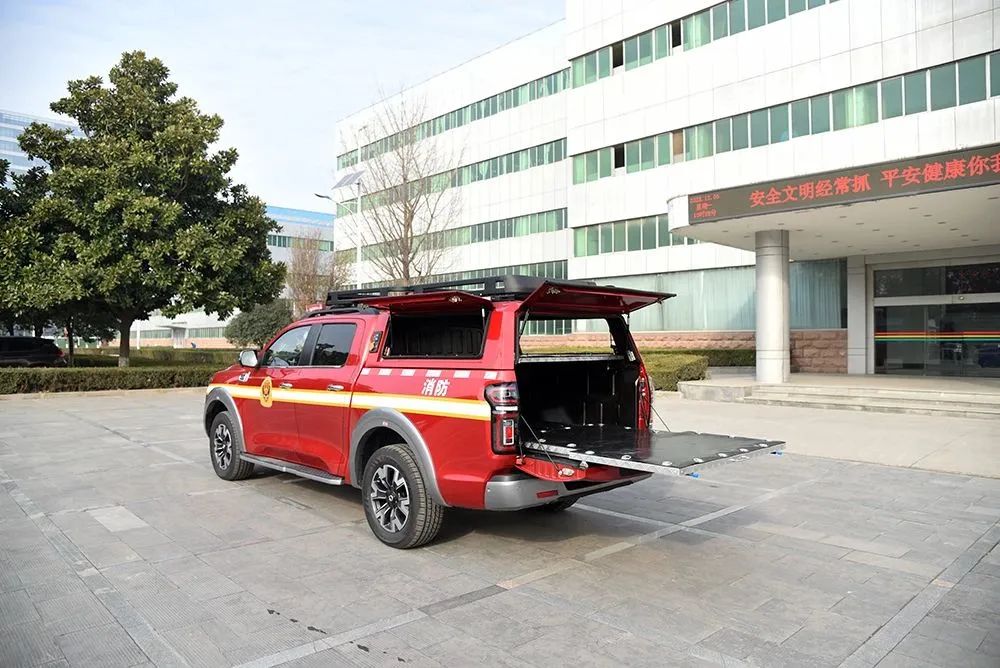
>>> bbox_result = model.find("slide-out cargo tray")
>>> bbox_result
[521,423,784,476]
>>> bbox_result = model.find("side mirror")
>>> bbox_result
[239,349,259,368]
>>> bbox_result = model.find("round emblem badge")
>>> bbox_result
[260,376,273,408]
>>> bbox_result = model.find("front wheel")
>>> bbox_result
[209,412,254,481]
[362,444,443,549]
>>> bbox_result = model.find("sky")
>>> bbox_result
[0,0,564,213]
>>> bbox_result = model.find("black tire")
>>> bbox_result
[534,497,579,513]
[209,412,254,481]
[362,444,444,549]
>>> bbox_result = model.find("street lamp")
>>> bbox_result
[317,124,367,287]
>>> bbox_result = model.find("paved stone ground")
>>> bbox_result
[0,389,998,668]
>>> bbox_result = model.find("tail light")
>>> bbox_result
[485,382,519,454]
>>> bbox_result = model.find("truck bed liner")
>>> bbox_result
[522,423,784,476]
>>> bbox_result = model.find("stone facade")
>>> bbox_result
[521,329,848,374]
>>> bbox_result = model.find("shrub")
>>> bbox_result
[226,299,292,348]
[643,353,709,391]
[0,366,219,394]
[73,350,237,367]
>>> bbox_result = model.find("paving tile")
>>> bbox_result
[55,623,148,668]
[159,623,230,668]
[894,632,999,668]
[35,591,115,636]
[0,621,64,667]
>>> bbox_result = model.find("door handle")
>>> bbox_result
[279,382,293,389]
[326,384,345,391]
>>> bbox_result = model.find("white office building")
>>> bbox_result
[333,0,1000,380]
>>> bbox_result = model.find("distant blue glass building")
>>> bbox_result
[0,109,82,176]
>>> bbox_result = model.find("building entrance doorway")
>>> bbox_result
[875,302,1000,377]
[873,260,1000,377]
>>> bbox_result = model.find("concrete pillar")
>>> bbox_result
[846,255,867,374]
[755,230,790,384]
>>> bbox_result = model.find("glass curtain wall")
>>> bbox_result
[575,260,845,332]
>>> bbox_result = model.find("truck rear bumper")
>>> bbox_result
[483,472,649,511]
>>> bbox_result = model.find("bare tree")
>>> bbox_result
[286,230,353,318]
[349,95,462,284]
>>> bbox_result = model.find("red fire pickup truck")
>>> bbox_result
[204,276,782,548]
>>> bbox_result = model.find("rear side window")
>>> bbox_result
[311,324,356,367]
[8,339,35,352]
[384,313,486,358]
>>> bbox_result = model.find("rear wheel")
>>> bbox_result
[535,497,579,513]
[209,412,254,481]
[362,444,443,549]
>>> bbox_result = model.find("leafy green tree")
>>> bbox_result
[0,161,54,336]
[16,51,285,366]
[225,299,292,349]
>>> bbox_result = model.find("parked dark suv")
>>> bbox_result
[0,337,67,367]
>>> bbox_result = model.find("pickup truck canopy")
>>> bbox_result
[518,280,675,316]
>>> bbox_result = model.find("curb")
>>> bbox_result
[0,386,207,401]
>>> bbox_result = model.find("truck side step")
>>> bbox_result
[240,454,344,485]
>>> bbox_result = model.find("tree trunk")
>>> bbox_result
[66,318,75,367]
[118,318,133,367]
[34,322,44,337]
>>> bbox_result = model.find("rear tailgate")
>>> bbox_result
[518,280,674,316]
[521,423,783,477]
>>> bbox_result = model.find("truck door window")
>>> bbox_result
[310,323,357,367]
[261,326,310,367]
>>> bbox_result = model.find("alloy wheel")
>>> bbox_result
[369,464,410,533]
[213,423,233,470]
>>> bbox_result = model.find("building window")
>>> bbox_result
[992,52,1000,96]
[683,10,712,49]
[730,0,747,34]
[904,71,928,114]
[832,88,853,130]
[854,83,878,125]
[791,99,810,137]
[958,55,987,105]
[810,94,831,133]
[657,133,671,165]
[732,113,750,149]
[715,118,732,153]
[712,3,730,39]
[750,109,769,147]
[766,0,786,22]
[747,0,767,29]
[881,77,903,119]
[769,104,790,143]
[929,63,957,110]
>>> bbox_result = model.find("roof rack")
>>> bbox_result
[321,275,597,310]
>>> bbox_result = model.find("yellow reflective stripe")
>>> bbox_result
[208,384,490,421]
[351,392,490,421]
[209,384,258,400]
[272,388,351,407]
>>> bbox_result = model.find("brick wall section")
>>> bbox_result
[790,329,847,374]
[521,329,847,374]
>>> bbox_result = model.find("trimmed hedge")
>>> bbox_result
[76,349,238,366]
[644,353,709,391]
[0,366,219,394]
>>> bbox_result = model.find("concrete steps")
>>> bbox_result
[744,384,1000,419]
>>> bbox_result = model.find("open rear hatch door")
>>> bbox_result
[521,423,783,477]
[518,280,674,316]
[359,290,493,313]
